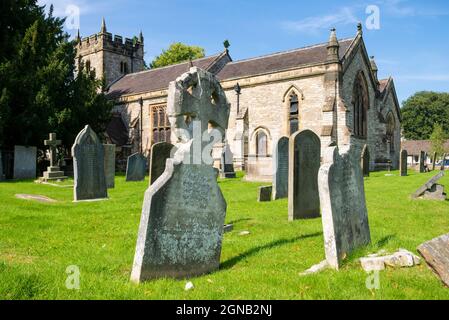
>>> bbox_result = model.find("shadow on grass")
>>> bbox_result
[221,232,322,270]
[227,218,252,225]
[375,234,396,248]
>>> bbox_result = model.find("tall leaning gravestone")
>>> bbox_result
[131,67,230,282]
[318,143,371,269]
[272,136,289,200]
[72,125,108,201]
[288,130,321,220]
[126,152,147,182]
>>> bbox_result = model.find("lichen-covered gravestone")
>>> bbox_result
[131,67,230,282]
[149,142,175,185]
[72,125,108,201]
[103,144,116,189]
[13,145,37,179]
[288,130,321,220]
[361,144,370,177]
[126,152,147,182]
[400,149,408,176]
[272,136,289,200]
[318,144,371,269]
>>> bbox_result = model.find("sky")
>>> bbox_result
[37,0,449,104]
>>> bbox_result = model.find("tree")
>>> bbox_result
[0,1,113,150]
[430,124,448,155]
[401,91,449,140]
[150,42,205,69]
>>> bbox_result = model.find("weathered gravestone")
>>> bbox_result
[126,152,147,182]
[42,133,66,181]
[432,152,437,171]
[13,145,37,179]
[361,145,370,177]
[411,172,446,201]
[418,151,426,173]
[400,149,408,176]
[131,67,230,282]
[103,144,116,189]
[272,136,289,200]
[318,144,371,269]
[288,130,321,220]
[149,142,175,185]
[220,144,236,178]
[72,125,108,201]
[258,186,272,202]
[417,233,449,287]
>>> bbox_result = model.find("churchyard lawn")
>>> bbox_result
[1,171,449,300]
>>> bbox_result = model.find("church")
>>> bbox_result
[76,20,401,181]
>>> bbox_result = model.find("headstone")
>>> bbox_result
[361,144,370,177]
[42,133,66,181]
[400,149,408,176]
[418,151,426,173]
[149,142,175,185]
[417,233,449,287]
[441,153,447,171]
[72,125,108,201]
[272,136,289,200]
[13,145,37,179]
[431,152,437,171]
[411,172,446,200]
[258,186,272,202]
[103,144,116,189]
[131,67,230,282]
[220,144,236,178]
[288,130,321,220]
[126,152,147,182]
[318,144,371,269]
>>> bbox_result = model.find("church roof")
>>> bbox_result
[107,53,225,99]
[378,78,390,93]
[402,140,449,156]
[217,38,354,80]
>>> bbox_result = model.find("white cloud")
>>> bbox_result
[281,7,359,35]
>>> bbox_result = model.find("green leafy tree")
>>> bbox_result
[150,42,205,69]
[0,1,113,150]
[401,91,449,140]
[430,124,448,155]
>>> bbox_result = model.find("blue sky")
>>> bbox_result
[38,0,449,104]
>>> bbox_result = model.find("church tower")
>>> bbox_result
[75,18,145,87]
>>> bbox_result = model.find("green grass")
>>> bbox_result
[0,170,448,300]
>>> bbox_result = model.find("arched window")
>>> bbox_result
[152,105,170,144]
[386,113,395,152]
[352,72,369,138]
[85,60,91,71]
[289,93,299,135]
[256,131,267,157]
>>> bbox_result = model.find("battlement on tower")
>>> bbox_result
[77,31,143,57]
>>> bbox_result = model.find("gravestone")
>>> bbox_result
[13,146,37,179]
[103,144,116,188]
[126,152,147,182]
[72,125,108,201]
[42,133,66,181]
[318,144,371,269]
[131,67,230,282]
[149,142,175,185]
[442,153,447,171]
[288,130,321,220]
[361,144,370,177]
[258,186,272,202]
[418,151,426,173]
[431,152,437,171]
[220,144,236,178]
[411,172,446,201]
[417,233,449,287]
[400,149,408,176]
[272,136,289,200]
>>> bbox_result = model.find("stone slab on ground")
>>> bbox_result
[15,194,57,203]
[360,249,421,272]
[417,233,449,287]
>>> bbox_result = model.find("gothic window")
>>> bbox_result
[85,60,91,71]
[151,105,170,144]
[256,131,267,157]
[352,72,369,138]
[386,113,395,152]
[289,93,299,135]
